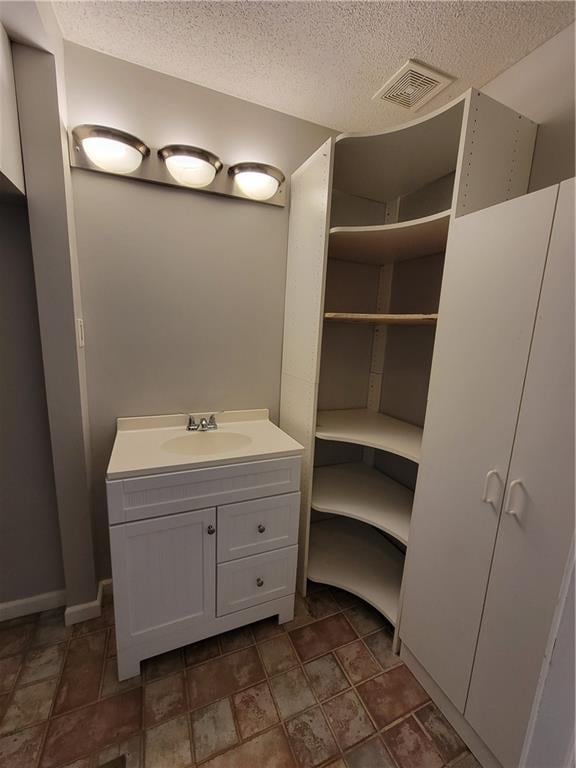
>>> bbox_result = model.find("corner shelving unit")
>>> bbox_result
[279,88,537,638]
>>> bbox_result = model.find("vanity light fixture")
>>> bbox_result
[72,125,149,174]
[228,162,285,201]
[158,145,223,188]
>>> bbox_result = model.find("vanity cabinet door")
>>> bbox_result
[110,507,216,646]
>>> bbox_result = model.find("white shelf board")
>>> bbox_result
[316,409,422,463]
[312,462,412,545]
[329,209,451,265]
[308,517,404,626]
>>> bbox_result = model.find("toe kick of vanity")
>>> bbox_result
[106,453,302,680]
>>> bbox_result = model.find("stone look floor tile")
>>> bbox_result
[191,697,238,761]
[232,681,279,740]
[358,666,429,729]
[285,706,339,768]
[0,654,22,693]
[336,641,381,684]
[252,617,285,642]
[201,726,295,768]
[184,636,221,667]
[326,761,347,768]
[54,631,107,715]
[329,589,363,610]
[41,688,142,768]
[305,591,340,619]
[220,626,254,654]
[95,733,142,768]
[19,644,65,686]
[107,627,117,659]
[290,614,357,662]
[451,752,482,768]
[381,716,443,768]
[363,628,399,670]
[0,722,46,767]
[143,649,184,682]
[283,596,315,632]
[304,654,349,701]
[258,635,299,676]
[101,658,142,698]
[414,703,467,763]
[0,678,57,735]
[323,689,375,751]
[71,603,115,637]
[0,623,34,659]
[144,714,192,768]
[187,647,265,710]
[343,735,395,768]
[33,611,70,648]
[144,672,187,728]
[344,605,386,637]
[269,667,316,720]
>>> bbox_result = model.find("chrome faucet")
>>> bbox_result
[187,414,217,432]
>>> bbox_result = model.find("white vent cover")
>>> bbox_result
[373,59,454,111]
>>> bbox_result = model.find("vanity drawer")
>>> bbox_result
[107,457,301,524]
[217,546,297,616]
[217,493,299,563]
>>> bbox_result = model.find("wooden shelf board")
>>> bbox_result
[329,209,451,265]
[308,517,404,626]
[324,312,437,326]
[312,462,412,545]
[316,409,422,463]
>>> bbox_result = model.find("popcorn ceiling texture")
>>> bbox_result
[52,0,574,131]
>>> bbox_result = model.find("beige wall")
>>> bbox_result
[0,23,24,192]
[482,23,575,191]
[63,42,334,577]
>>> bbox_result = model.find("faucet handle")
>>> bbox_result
[187,415,198,431]
[208,414,218,429]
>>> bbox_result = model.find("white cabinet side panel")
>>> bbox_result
[281,139,333,384]
[0,24,24,192]
[454,90,537,218]
[465,179,575,768]
[399,185,558,711]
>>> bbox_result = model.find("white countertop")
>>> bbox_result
[106,409,304,480]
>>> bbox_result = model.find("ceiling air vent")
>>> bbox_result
[373,59,453,111]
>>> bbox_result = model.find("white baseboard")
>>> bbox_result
[0,589,66,622]
[64,578,112,626]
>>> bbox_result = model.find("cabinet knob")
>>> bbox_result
[256,577,264,587]
[257,523,266,533]
[207,524,216,535]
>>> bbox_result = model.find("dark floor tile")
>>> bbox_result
[323,689,375,751]
[329,589,363,610]
[336,641,380,684]
[306,591,340,619]
[290,614,357,661]
[259,635,299,676]
[191,697,238,761]
[187,647,265,710]
[283,595,316,632]
[0,678,57,735]
[232,681,279,740]
[285,706,339,768]
[0,623,34,659]
[19,644,65,686]
[94,733,141,768]
[450,753,482,768]
[202,726,295,768]
[71,603,115,637]
[0,722,46,767]
[357,666,429,729]
[144,713,191,768]
[306,581,328,594]
[344,735,395,768]
[304,654,349,701]
[143,649,183,682]
[414,703,467,763]
[184,636,221,667]
[54,630,107,714]
[381,716,443,768]
[363,628,399,670]
[220,626,255,654]
[33,611,71,648]
[252,617,286,642]
[0,654,22,693]
[106,628,117,659]
[344,605,386,636]
[269,667,316,719]
[101,658,142,698]
[41,688,141,768]
[144,672,186,727]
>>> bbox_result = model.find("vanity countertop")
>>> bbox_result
[106,409,304,480]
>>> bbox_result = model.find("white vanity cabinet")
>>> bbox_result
[106,414,302,680]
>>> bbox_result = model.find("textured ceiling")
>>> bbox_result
[52,1,575,131]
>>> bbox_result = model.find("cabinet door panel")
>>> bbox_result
[465,180,574,767]
[399,186,558,711]
[110,508,215,645]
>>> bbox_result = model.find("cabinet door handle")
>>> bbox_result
[504,479,524,518]
[257,524,266,533]
[481,470,502,508]
[207,524,216,535]
[256,577,264,587]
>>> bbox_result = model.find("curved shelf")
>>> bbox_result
[325,312,437,326]
[329,209,451,265]
[308,517,404,626]
[316,409,422,463]
[312,462,412,545]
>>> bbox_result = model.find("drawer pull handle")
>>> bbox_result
[207,524,216,535]
[257,524,266,533]
[256,577,264,587]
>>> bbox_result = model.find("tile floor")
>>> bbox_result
[0,583,481,768]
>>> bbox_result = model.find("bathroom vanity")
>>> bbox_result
[106,410,303,679]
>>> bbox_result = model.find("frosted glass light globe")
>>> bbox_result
[81,136,144,174]
[234,170,279,201]
[165,154,217,188]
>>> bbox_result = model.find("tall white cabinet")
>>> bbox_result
[400,179,574,768]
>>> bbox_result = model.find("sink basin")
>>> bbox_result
[162,431,252,457]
